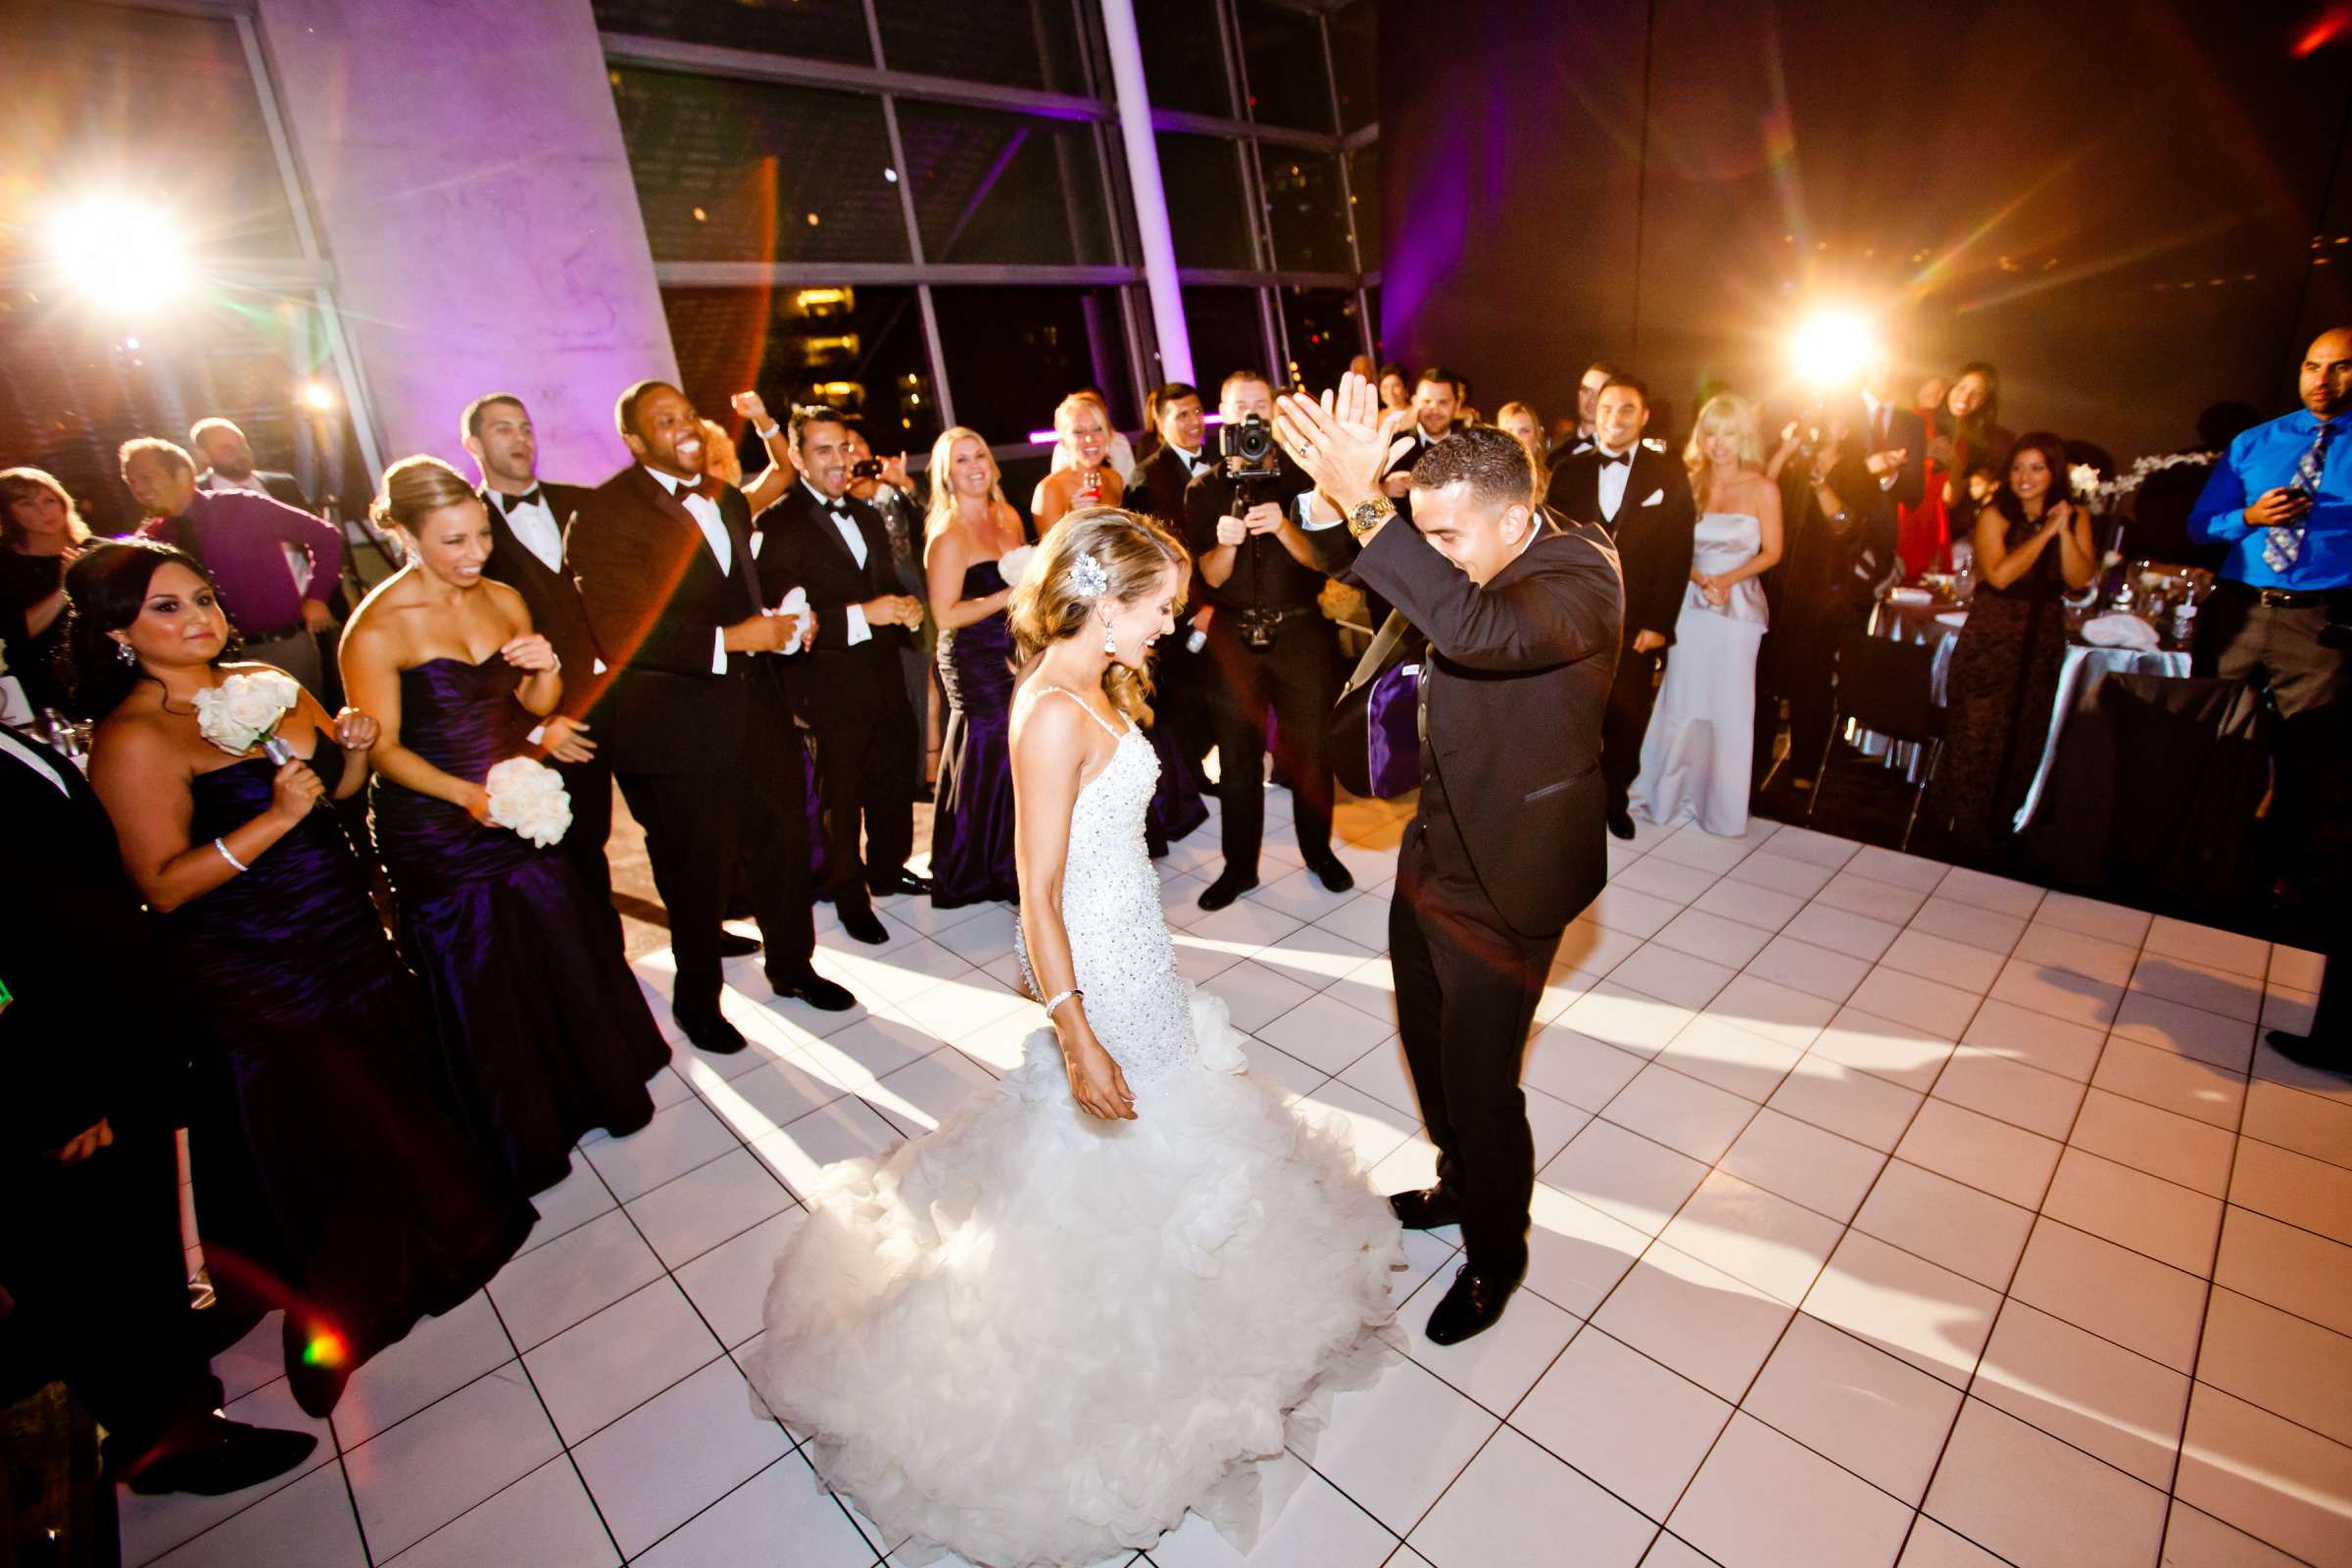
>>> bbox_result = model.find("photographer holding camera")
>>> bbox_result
[1182,369,1357,909]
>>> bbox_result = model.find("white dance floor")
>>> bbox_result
[128,787,2352,1568]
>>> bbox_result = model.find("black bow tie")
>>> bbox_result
[501,486,543,515]
[1599,451,1632,469]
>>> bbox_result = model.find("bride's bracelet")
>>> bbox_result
[1041,987,1083,1019]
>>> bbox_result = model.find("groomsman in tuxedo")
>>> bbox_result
[1547,374,1696,839]
[569,381,853,1054]
[1278,389,1623,1347]
[1859,353,1929,510]
[755,405,928,946]
[1380,368,1464,516]
[1129,381,1214,788]
[1,725,319,1495]
[843,423,934,799]
[461,392,619,909]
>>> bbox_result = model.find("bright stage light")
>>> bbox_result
[1789,310,1874,389]
[44,197,190,313]
[297,379,337,413]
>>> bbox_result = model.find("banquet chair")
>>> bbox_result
[1807,626,1944,851]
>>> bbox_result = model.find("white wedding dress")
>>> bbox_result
[748,688,1402,1568]
[1629,511,1768,836]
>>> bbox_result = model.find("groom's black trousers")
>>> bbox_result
[1388,814,1557,1278]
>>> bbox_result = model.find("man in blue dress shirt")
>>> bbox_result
[2190,326,2352,905]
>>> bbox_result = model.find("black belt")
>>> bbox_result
[2216,580,2336,610]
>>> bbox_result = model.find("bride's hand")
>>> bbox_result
[1064,1036,1138,1121]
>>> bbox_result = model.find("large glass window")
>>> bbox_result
[592,0,873,66]
[1134,0,1236,119]
[1327,3,1377,132]
[1155,133,1258,270]
[1232,1,1333,131]
[930,286,1135,441]
[1259,152,1354,273]
[1278,287,1366,395]
[895,103,1115,267]
[612,69,909,265]
[662,284,940,448]
[874,1,1093,96]
[1181,287,1272,390]
[1348,143,1382,269]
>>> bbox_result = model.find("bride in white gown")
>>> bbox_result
[1629,393,1784,837]
[748,507,1402,1568]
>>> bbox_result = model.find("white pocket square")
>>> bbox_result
[1641,488,1664,507]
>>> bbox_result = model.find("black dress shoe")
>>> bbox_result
[774,969,857,1011]
[868,870,933,898]
[715,931,761,958]
[1302,851,1356,893]
[1197,869,1259,911]
[674,1009,749,1054]
[1606,808,1636,842]
[121,1414,318,1495]
[281,1315,352,1418]
[839,905,891,945]
[1388,1187,1464,1229]
[1423,1262,1524,1347]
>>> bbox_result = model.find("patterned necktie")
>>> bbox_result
[2264,421,2335,572]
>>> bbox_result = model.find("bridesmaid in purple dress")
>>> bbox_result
[340,457,669,1194]
[73,540,534,1417]
[922,427,1026,906]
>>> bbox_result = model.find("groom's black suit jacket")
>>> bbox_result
[566,466,768,777]
[1346,514,1625,938]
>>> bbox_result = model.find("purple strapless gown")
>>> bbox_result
[930,562,1019,907]
[371,655,669,1194]
[167,744,534,1370]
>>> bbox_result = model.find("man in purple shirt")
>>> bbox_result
[120,437,345,698]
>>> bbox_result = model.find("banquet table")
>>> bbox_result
[1853,595,2192,831]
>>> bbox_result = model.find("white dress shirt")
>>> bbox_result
[803,479,873,647]
[0,727,71,795]
[492,486,564,574]
[1593,441,1636,521]
[649,466,733,673]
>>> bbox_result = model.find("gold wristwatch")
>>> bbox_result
[1346,496,1396,540]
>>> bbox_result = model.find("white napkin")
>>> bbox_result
[768,585,813,653]
[1887,586,1933,606]
[1934,611,1968,629]
[2080,612,2160,651]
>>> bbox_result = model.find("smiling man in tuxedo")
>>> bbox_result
[1548,374,1696,839]
[753,405,929,946]
[568,381,853,1054]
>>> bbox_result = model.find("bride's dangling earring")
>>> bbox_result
[1102,617,1117,658]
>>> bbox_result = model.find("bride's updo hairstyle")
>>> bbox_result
[1009,505,1189,719]
[368,453,481,539]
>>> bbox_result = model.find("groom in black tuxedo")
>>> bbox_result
[1547,374,1696,839]
[569,381,854,1054]
[1279,392,1624,1346]
[461,392,617,906]
[753,405,928,947]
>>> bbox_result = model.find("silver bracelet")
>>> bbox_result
[213,837,249,874]
[754,422,781,440]
[1042,987,1083,1018]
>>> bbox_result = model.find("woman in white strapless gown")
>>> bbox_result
[748,508,1401,1568]
[1629,394,1784,837]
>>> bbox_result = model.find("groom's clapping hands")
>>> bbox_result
[1273,370,1414,522]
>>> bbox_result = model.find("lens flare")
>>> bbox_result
[301,1328,348,1368]
[44,196,190,313]
[1789,311,1874,389]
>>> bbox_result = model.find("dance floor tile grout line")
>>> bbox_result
[143,809,2346,1568]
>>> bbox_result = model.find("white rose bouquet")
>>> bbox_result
[998,543,1038,586]
[484,757,573,847]
[193,670,304,762]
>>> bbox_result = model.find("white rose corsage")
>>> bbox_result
[193,670,304,762]
[484,756,573,847]
[998,543,1038,586]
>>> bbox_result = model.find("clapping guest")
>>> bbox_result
[723,391,801,514]
[1,722,319,1496]
[462,393,615,905]
[1929,433,2096,851]
[0,468,86,713]
[123,439,345,701]
[755,404,929,944]
[70,540,533,1415]
[1629,394,1782,836]
[1033,394,1126,528]
[340,457,669,1195]
[923,427,1026,906]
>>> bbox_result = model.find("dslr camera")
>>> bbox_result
[1220,414,1283,482]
